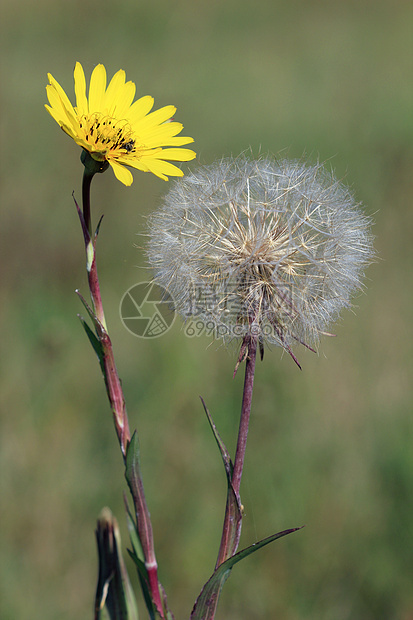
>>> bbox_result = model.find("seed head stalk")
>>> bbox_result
[215,332,257,569]
[78,166,164,617]
[232,336,257,496]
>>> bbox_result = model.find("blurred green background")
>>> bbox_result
[1,1,412,618]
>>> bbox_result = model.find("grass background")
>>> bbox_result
[1,1,412,618]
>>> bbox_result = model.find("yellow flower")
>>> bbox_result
[45,62,196,185]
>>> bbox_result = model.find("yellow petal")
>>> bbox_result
[126,157,184,180]
[128,96,154,123]
[88,64,107,113]
[156,136,195,147]
[46,84,78,130]
[142,136,194,148]
[45,93,66,126]
[121,157,150,172]
[110,81,136,118]
[74,62,88,115]
[45,104,69,133]
[137,105,177,129]
[154,148,197,162]
[102,69,126,113]
[109,160,133,186]
[47,73,76,119]
[140,123,194,146]
[45,99,79,142]
[139,122,184,142]
[152,121,185,137]
[62,123,80,141]
[146,159,185,179]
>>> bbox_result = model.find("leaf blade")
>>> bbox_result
[190,527,303,620]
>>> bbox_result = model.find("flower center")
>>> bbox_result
[78,113,137,159]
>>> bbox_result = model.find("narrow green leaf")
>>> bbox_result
[76,289,98,326]
[94,508,139,620]
[219,527,303,570]
[79,316,104,365]
[201,398,242,559]
[125,431,142,482]
[190,527,303,620]
[127,549,156,620]
[112,517,139,620]
[200,397,233,478]
[190,570,230,620]
[125,435,170,619]
[124,498,156,620]
[124,497,145,564]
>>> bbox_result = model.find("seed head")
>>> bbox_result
[147,156,373,358]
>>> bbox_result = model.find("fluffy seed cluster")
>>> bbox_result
[147,156,373,353]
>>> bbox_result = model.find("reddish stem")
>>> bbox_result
[232,336,257,495]
[98,329,131,458]
[79,170,164,616]
[82,169,93,237]
[215,335,258,568]
[87,236,106,329]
